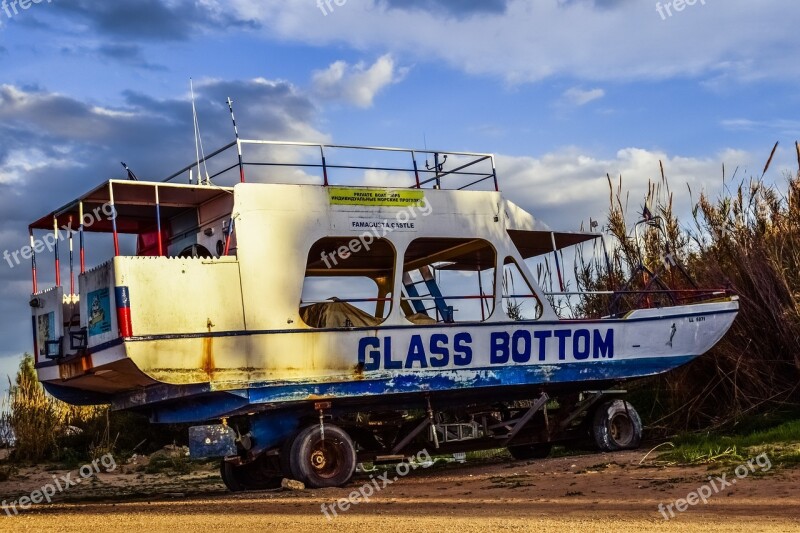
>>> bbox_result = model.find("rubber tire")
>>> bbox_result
[508,442,553,460]
[220,460,245,492]
[592,399,642,452]
[288,424,357,488]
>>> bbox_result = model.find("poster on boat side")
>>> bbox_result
[87,288,111,336]
[36,312,54,358]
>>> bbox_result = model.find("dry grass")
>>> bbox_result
[577,142,800,431]
[2,354,110,463]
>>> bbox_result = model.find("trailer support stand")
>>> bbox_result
[427,397,440,450]
[392,417,432,455]
[556,391,615,433]
[315,401,332,443]
[503,393,549,445]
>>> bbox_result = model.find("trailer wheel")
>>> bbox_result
[220,460,246,492]
[288,424,356,488]
[592,400,642,452]
[508,442,552,460]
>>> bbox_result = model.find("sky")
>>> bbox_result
[0,0,798,384]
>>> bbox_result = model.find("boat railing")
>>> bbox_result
[300,288,734,324]
[538,288,735,318]
[162,139,499,191]
[540,289,732,299]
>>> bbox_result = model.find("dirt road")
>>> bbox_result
[1,450,798,532]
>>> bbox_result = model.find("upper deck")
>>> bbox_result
[25,140,603,368]
[29,140,505,252]
[27,139,598,296]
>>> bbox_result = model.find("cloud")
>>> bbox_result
[51,0,258,41]
[561,87,605,106]
[381,0,509,18]
[312,55,407,108]
[96,43,167,71]
[497,146,753,231]
[559,0,637,8]
[229,0,800,84]
[0,146,80,185]
[721,118,800,137]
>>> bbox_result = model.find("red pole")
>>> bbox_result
[224,217,235,255]
[412,151,421,188]
[29,228,37,293]
[110,183,120,256]
[321,146,329,186]
[53,218,61,287]
[68,215,74,296]
[79,202,85,273]
[155,186,163,256]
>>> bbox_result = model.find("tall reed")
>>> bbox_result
[577,142,800,430]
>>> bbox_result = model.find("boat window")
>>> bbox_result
[300,237,395,328]
[402,238,496,323]
[502,257,543,320]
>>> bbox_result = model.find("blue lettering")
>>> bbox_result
[490,332,510,364]
[453,332,472,366]
[554,330,572,360]
[429,334,449,368]
[358,337,381,371]
[533,331,551,361]
[383,336,402,369]
[405,335,428,369]
[511,330,532,363]
[573,329,591,360]
[593,329,614,359]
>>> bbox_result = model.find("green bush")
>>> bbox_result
[3,354,189,464]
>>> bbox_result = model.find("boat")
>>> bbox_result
[28,137,738,489]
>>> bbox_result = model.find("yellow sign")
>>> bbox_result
[328,187,426,207]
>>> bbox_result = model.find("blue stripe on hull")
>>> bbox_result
[244,355,695,403]
[143,355,695,423]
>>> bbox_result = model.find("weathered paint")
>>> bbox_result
[123,355,695,424]
[188,425,237,458]
[31,181,739,422]
[111,301,736,387]
[202,319,215,379]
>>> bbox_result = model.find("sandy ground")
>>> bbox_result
[0,449,798,532]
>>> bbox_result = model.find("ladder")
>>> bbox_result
[402,266,453,322]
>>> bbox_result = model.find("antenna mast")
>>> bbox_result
[190,78,201,184]
[226,97,246,183]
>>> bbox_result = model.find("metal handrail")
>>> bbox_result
[162,139,499,191]
[540,289,731,297]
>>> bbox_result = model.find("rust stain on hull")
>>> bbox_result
[202,319,215,379]
[202,337,215,377]
[59,353,94,381]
